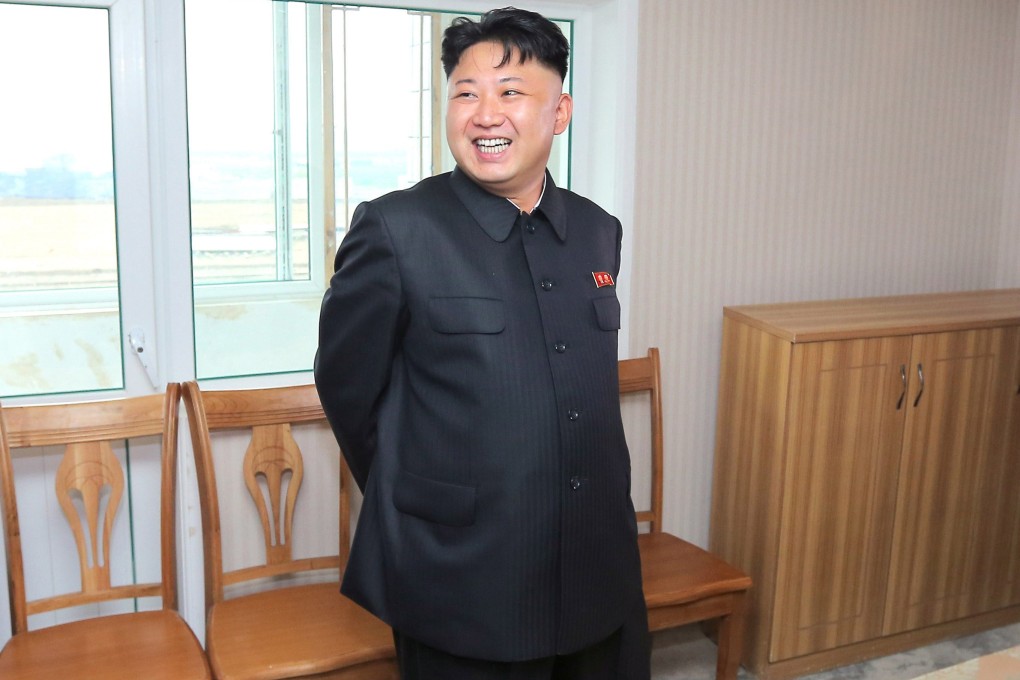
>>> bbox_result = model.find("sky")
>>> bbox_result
[0,3,113,174]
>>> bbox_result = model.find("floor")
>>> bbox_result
[650,621,1020,679]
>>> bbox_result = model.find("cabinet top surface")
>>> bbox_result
[724,288,1020,342]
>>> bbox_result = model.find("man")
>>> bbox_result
[314,7,648,679]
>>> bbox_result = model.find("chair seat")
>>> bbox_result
[639,532,752,619]
[0,609,211,680]
[207,582,396,680]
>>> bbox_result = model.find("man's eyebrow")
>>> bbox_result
[452,76,525,86]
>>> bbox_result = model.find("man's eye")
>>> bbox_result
[453,91,476,99]
[503,89,521,97]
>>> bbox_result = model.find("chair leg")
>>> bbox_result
[714,594,748,680]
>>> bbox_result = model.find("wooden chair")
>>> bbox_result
[621,348,752,680]
[0,384,211,680]
[182,381,396,680]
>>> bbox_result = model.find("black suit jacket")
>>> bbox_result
[314,168,644,662]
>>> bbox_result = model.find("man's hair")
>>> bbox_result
[441,7,569,81]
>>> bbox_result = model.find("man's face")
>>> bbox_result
[446,41,572,207]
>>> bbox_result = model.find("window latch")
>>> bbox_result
[128,328,160,390]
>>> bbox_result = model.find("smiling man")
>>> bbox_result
[315,7,649,679]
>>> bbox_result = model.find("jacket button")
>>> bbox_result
[540,279,554,291]
[554,342,567,353]
[569,476,582,490]
[526,222,536,234]
[567,409,580,421]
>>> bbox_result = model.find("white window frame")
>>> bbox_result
[0,0,172,399]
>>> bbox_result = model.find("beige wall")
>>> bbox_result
[999,3,1020,287]
[628,0,1020,546]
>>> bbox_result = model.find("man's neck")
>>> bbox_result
[506,175,548,214]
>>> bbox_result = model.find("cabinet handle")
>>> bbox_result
[913,363,925,407]
[897,364,907,410]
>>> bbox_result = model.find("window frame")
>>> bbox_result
[0,0,163,399]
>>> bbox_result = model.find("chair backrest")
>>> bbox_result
[619,347,664,534]
[0,384,182,635]
[181,381,349,610]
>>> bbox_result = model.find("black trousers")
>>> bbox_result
[392,601,651,680]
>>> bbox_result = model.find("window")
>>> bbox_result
[0,0,588,398]
[184,1,572,380]
[0,3,122,397]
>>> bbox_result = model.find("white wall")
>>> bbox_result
[628,0,1020,546]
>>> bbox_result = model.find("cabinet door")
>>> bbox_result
[770,336,910,662]
[995,329,1020,606]
[884,327,1020,634]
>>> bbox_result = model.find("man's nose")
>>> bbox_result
[472,94,505,126]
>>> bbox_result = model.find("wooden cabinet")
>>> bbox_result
[710,289,1020,679]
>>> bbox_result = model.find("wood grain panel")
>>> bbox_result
[884,327,1020,633]
[724,289,1020,343]
[769,336,910,661]
[983,328,1020,608]
[1009,334,1020,605]
[710,317,792,670]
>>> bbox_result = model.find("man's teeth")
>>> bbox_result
[476,138,510,154]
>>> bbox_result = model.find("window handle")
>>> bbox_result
[128,327,160,390]
[913,363,925,407]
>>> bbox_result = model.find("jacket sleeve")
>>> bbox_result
[314,201,405,491]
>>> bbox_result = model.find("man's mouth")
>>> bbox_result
[475,138,511,154]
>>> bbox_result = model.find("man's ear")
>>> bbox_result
[554,92,573,135]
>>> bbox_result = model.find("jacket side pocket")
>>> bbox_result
[393,468,476,527]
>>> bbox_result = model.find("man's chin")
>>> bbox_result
[459,167,515,197]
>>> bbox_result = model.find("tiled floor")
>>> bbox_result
[913,643,1020,679]
[650,622,1020,679]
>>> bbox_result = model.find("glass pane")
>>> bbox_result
[186,0,317,380]
[334,7,436,227]
[0,3,122,397]
[186,0,309,285]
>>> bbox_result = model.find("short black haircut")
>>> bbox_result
[441,7,569,81]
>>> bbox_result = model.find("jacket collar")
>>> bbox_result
[450,167,567,243]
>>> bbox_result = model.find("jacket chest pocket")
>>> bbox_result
[592,295,621,331]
